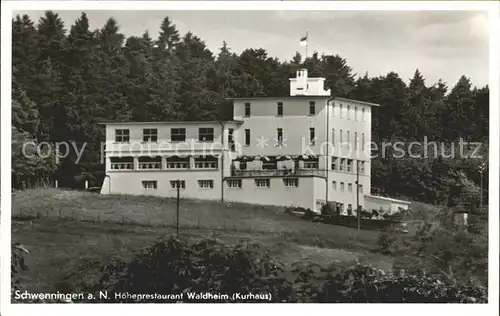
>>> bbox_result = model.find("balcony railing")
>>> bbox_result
[231,168,327,178]
[139,162,161,170]
[194,161,218,169]
[166,161,189,169]
[111,163,133,170]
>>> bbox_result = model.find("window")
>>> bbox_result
[239,161,247,170]
[194,156,218,169]
[361,108,365,121]
[244,102,251,116]
[348,204,352,211]
[347,105,351,119]
[359,161,365,174]
[309,101,315,115]
[332,129,335,145]
[316,199,326,210]
[115,129,130,143]
[284,178,299,187]
[276,128,283,146]
[277,102,283,116]
[359,184,363,194]
[331,157,338,170]
[340,129,343,143]
[332,181,337,190]
[354,106,358,121]
[347,159,353,172]
[199,127,214,142]
[138,156,162,170]
[354,132,358,150]
[245,129,250,146]
[170,180,185,189]
[166,156,189,169]
[143,128,158,142]
[362,133,365,150]
[340,104,343,118]
[255,179,270,188]
[142,181,157,189]
[348,183,353,192]
[227,179,242,188]
[171,128,186,142]
[228,128,235,151]
[303,157,319,169]
[198,180,214,189]
[347,131,350,146]
[309,128,315,145]
[340,158,346,171]
[110,157,133,170]
[340,182,345,192]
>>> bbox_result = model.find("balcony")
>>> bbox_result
[231,168,327,178]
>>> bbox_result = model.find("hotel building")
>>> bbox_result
[100,69,410,214]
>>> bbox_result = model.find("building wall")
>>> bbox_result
[365,195,411,214]
[327,170,366,210]
[101,170,223,201]
[224,177,318,210]
[104,122,241,156]
[232,97,330,169]
[100,71,379,212]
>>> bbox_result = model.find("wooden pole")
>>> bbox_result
[176,179,180,236]
[356,161,360,231]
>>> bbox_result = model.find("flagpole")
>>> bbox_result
[305,31,308,60]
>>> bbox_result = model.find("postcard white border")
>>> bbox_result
[1,1,499,315]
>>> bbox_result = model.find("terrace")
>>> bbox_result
[230,155,326,178]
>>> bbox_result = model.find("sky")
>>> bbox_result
[18,10,490,88]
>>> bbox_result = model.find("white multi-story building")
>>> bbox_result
[100,69,410,214]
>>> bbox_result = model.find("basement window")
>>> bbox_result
[283,178,299,187]
[255,179,270,188]
[170,180,186,189]
[142,181,157,189]
[198,180,214,189]
[227,179,242,188]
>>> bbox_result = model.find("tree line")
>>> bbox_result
[12,11,489,206]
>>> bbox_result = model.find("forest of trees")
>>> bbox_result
[12,11,489,206]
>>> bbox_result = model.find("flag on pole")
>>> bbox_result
[300,34,308,47]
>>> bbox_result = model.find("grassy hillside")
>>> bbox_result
[12,188,392,293]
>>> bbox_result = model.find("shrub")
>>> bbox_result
[301,208,316,220]
[67,236,487,303]
[80,237,294,303]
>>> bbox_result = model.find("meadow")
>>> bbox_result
[12,188,393,293]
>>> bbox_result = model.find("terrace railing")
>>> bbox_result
[231,168,327,178]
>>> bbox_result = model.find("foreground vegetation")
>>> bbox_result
[11,188,488,302]
[12,188,392,294]
[12,235,487,303]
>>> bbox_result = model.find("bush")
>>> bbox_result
[301,208,316,220]
[59,236,487,303]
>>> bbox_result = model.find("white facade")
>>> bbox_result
[365,195,411,215]
[100,69,409,214]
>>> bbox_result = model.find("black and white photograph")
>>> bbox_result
[1,0,499,313]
